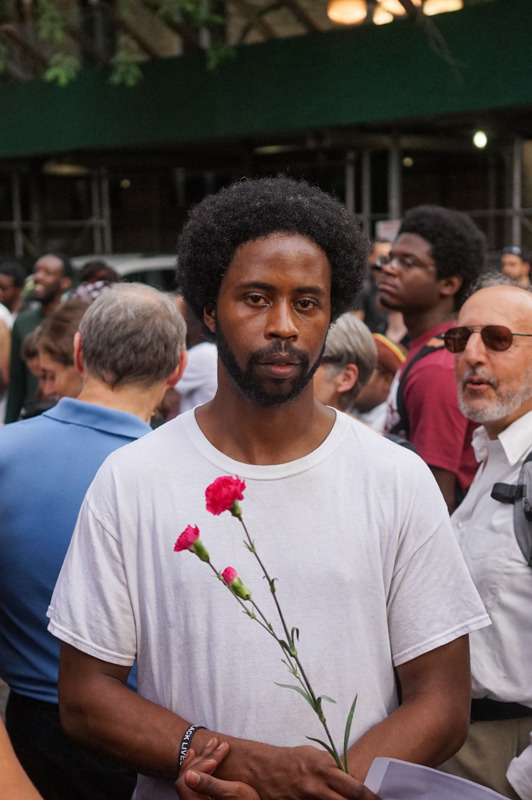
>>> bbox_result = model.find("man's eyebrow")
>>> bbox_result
[239,281,326,296]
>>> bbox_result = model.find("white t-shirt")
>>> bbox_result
[351,401,387,433]
[0,304,12,426]
[0,302,13,330]
[49,410,489,800]
[175,341,218,413]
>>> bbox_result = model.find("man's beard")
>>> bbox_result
[457,365,532,425]
[215,326,324,407]
[31,284,61,307]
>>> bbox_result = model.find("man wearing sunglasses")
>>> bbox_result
[377,205,486,512]
[440,283,532,799]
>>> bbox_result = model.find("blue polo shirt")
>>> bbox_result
[0,398,151,702]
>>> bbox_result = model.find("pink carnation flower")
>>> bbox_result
[174,524,200,552]
[174,525,210,562]
[206,475,246,517]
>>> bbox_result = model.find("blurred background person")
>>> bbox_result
[313,312,377,414]
[0,257,29,426]
[0,257,27,320]
[500,246,530,288]
[351,333,407,433]
[355,239,408,346]
[17,328,50,420]
[378,204,486,513]
[5,253,73,424]
[165,293,217,419]
[70,259,120,302]
[353,238,390,335]
[0,317,10,426]
[35,299,90,404]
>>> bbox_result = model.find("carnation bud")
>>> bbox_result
[222,567,252,600]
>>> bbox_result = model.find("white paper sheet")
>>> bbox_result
[365,758,508,800]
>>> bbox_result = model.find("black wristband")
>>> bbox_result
[178,724,206,768]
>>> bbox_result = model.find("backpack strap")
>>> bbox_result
[491,450,532,568]
[389,333,445,438]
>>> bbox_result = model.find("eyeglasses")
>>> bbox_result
[443,325,532,353]
[375,254,435,271]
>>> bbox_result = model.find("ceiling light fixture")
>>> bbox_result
[473,131,488,149]
[328,0,463,26]
[423,0,463,15]
[327,0,367,25]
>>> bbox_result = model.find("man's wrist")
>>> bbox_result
[179,724,207,768]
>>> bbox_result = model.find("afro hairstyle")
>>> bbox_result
[398,205,486,310]
[176,176,369,337]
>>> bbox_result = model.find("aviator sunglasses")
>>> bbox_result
[443,325,532,354]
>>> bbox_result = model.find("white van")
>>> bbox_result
[71,254,177,292]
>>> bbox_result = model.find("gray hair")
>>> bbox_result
[468,270,515,294]
[322,313,378,410]
[78,283,186,388]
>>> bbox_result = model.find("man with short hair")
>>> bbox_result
[0,283,187,800]
[500,246,531,288]
[49,177,488,800]
[378,205,486,512]
[439,283,532,800]
[353,238,391,335]
[4,253,73,423]
[0,258,27,425]
[0,257,27,317]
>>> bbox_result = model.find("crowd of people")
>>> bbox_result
[0,176,531,800]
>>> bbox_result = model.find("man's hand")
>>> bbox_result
[176,740,379,800]
[247,744,377,800]
[176,739,259,800]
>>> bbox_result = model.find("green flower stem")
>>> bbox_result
[238,518,294,645]
[204,560,275,639]
[237,517,344,771]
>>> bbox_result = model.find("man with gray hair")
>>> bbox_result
[439,281,532,799]
[0,283,187,800]
[313,312,377,412]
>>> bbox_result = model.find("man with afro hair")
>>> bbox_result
[50,178,488,800]
[378,204,486,512]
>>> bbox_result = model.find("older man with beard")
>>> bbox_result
[439,282,532,800]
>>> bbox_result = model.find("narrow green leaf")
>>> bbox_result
[318,694,337,705]
[280,659,298,676]
[306,736,339,759]
[342,695,358,767]
[274,682,315,709]
[307,738,346,772]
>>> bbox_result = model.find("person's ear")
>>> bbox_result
[204,305,216,335]
[73,332,84,374]
[439,274,462,298]
[60,275,73,292]
[166,349,188,389]
[336,363,359,395]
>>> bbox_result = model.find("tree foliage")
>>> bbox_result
[0,0,228,86]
